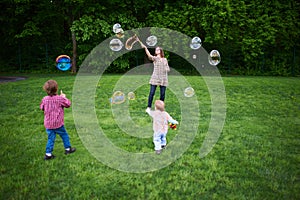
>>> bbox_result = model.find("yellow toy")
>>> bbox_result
[169,123,177,130]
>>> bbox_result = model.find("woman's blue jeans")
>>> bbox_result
[148,84,166,108]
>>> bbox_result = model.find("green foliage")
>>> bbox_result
[15,21,42,38]
[145,0,300,76]
[0,0,299,75]
[71,15,111,42]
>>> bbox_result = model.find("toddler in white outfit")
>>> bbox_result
[146,100,178,154]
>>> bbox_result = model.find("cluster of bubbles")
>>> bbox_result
[110,87,195,104]
[110,27,221,67]
[189,36,221,66]
[109,24,125,52]
[113,23,124,38]
[110,23,158,52]
[108,23,220,99]
[186,36,220,96]
[110,91,136,104]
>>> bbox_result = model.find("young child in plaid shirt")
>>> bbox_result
[40,80,76,160]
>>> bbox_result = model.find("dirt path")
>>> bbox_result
[0,76,27,83]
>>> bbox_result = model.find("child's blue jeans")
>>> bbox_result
[153,132,167,150]
[45,125,71,154]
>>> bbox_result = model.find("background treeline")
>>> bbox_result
[1,0,299,76]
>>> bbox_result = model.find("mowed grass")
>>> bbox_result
[0,74,299,199]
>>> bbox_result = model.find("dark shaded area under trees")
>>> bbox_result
[0,0,299,76]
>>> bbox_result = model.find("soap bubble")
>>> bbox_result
[112,23,124,38]
[113,23,121,33]
[208,50,221,66]
[190,37,202,50]
[56,55,71,71]
[146,35,157,46]
[109,39,123,51]
[184,87,195,97]
[127,92,135,100]
[115,28,124,38]
[192,54,197,59]
[111,91,125,104]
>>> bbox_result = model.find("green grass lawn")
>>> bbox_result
[0,74,299,199]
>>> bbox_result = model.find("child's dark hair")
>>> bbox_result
[43,80,58,96]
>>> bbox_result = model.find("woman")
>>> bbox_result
[140,42,170,111]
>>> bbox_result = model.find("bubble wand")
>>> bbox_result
[125,34,139,50]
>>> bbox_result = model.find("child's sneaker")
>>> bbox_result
[44,154,55,160]
[161,145,166,149]
[65,147,76,155]
[155,150,162,155]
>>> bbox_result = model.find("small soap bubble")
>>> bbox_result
[115,28,124,38]
[184,87,195,97]
[190,37,202,50]
[127,92,135,100]
[192,54,197,59]
[109,39,123,51]
[146,35,157,46]
[111,91,125,104]
[208,50,221,66]
[113,23,121,33]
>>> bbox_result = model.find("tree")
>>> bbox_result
[146,0,300,75]
[69,0,148,72]
[1,0,299,75]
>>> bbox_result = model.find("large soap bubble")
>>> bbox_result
[56,55,71,71]
[146,35,157,46]
[113,23,121,33]
[190,37,202,50]
[110,91,125,104]
[208,50,221,66]
[109,39,123,51]
[184,87,195,97]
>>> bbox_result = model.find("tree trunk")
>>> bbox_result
[71,31,77,74]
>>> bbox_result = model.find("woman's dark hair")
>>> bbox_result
[155,46,164,58]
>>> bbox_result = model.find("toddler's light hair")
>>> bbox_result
[155,100,165,111]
